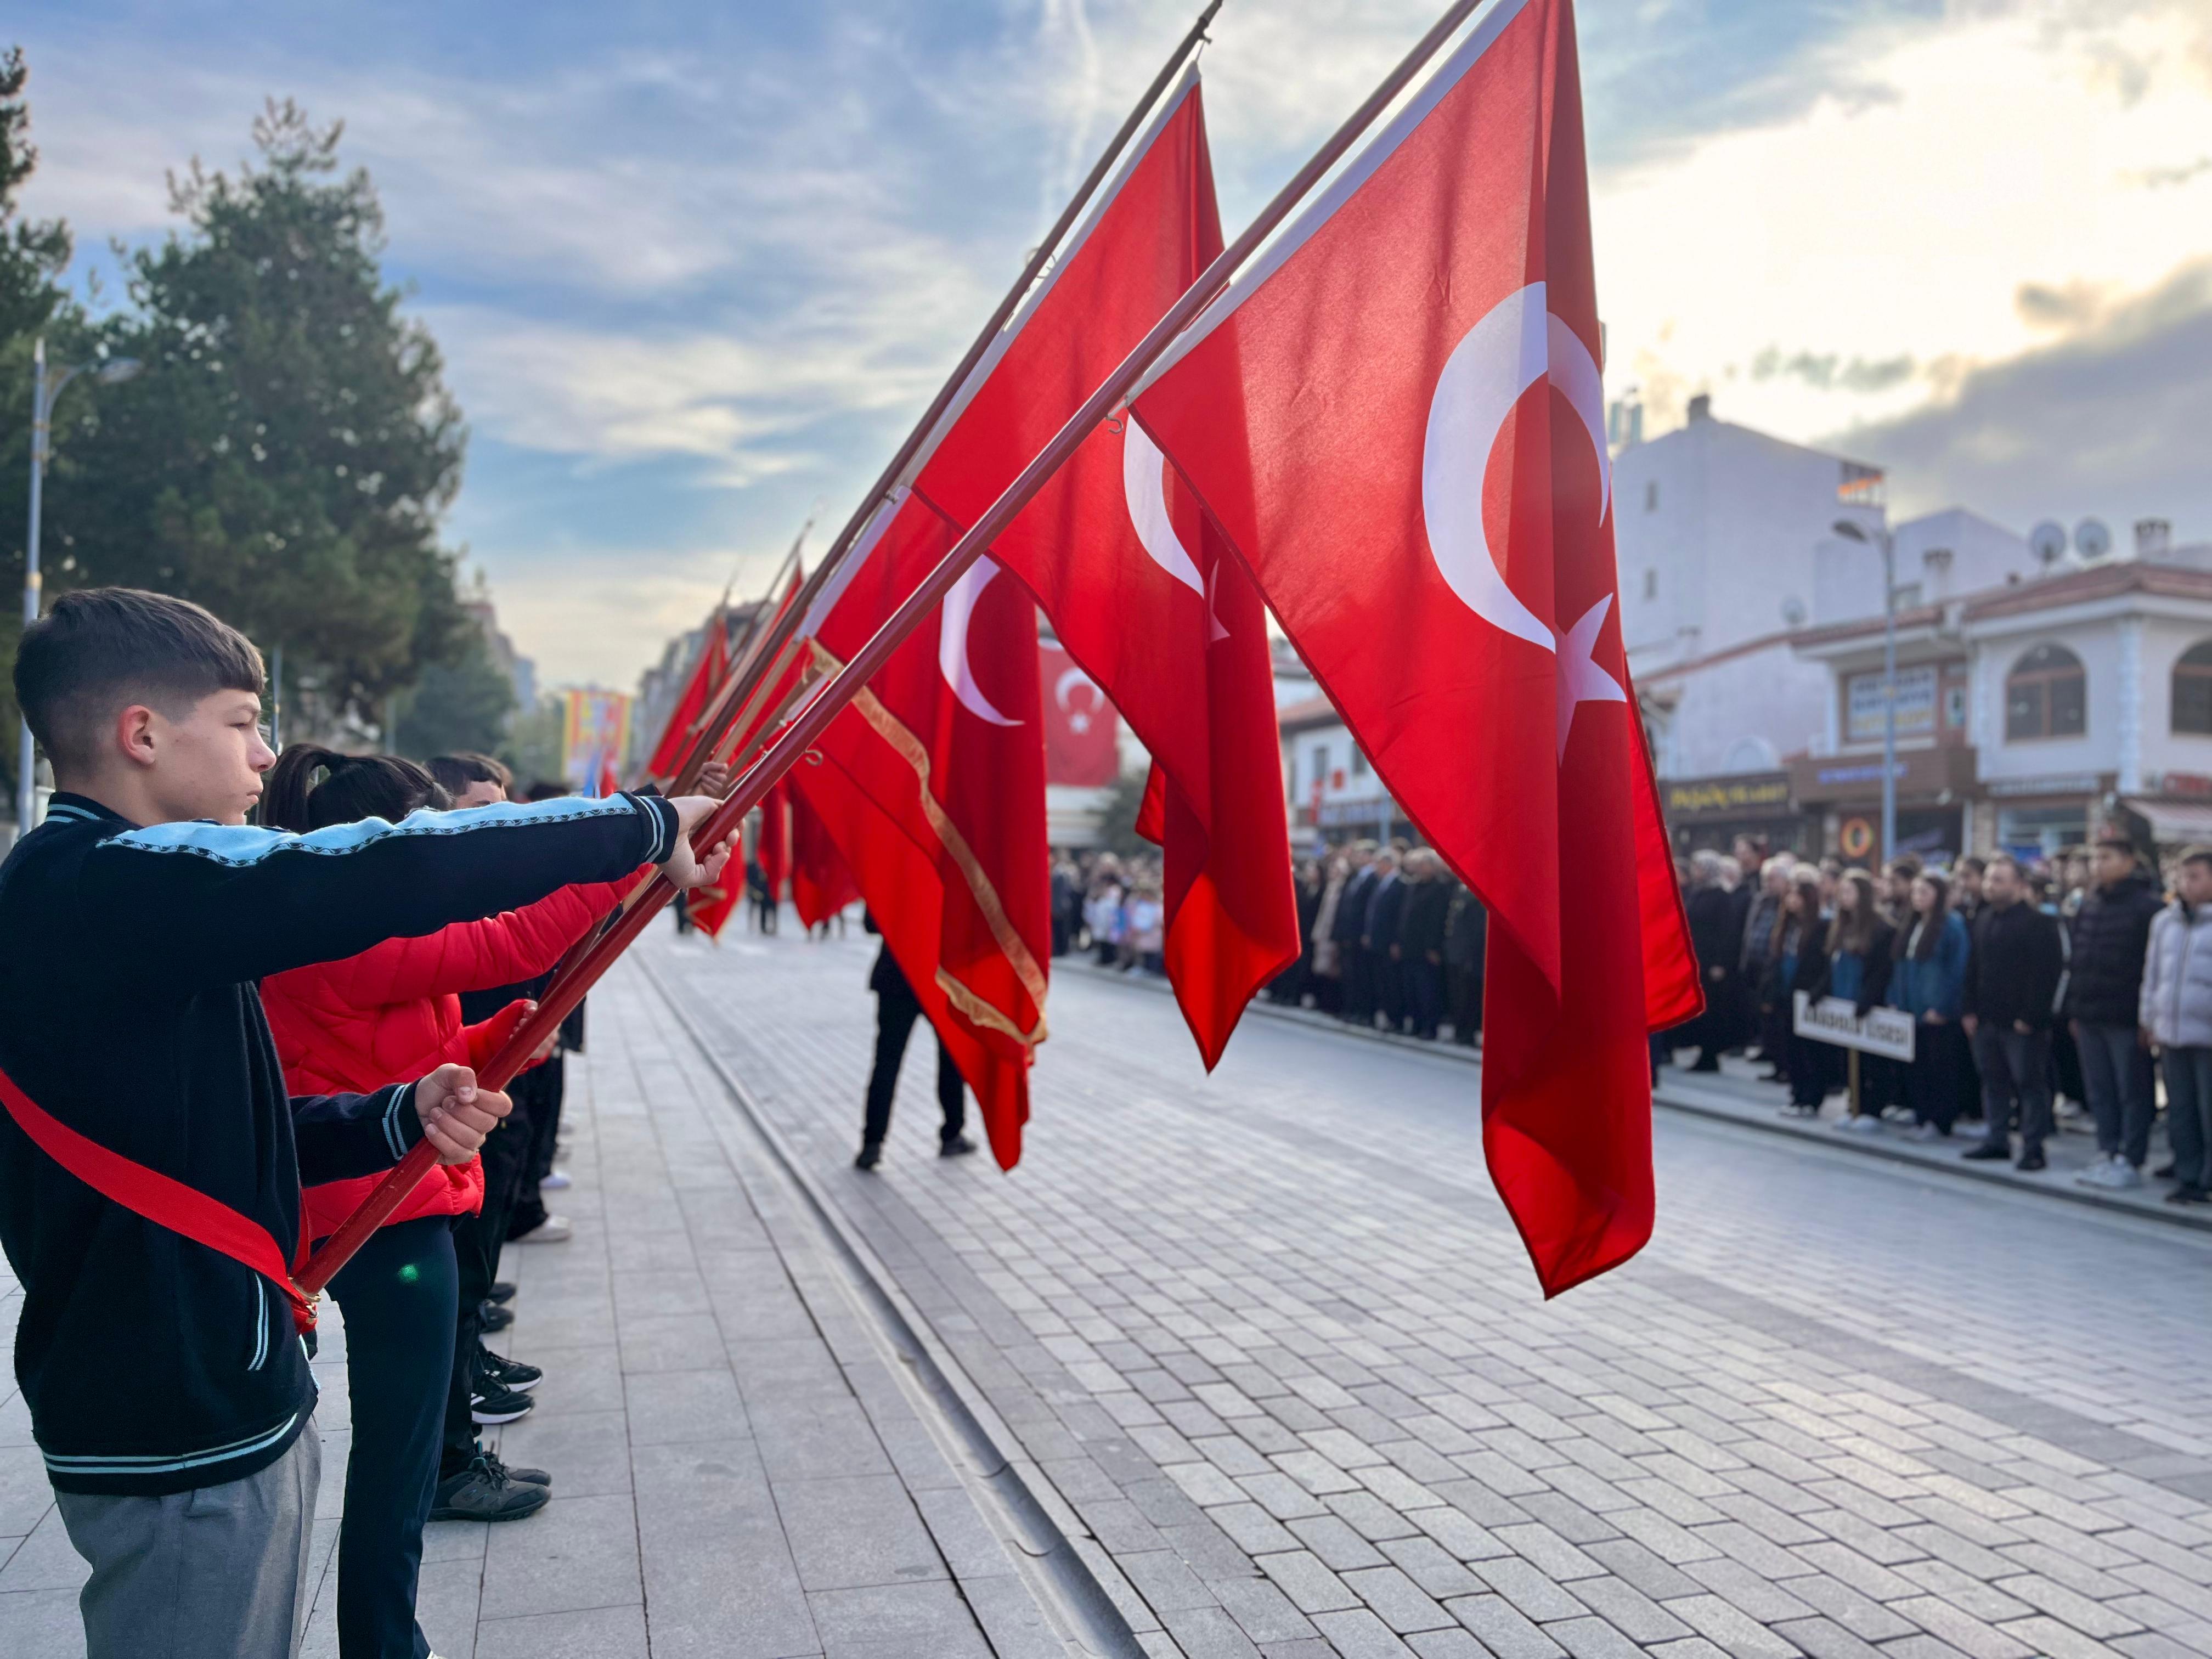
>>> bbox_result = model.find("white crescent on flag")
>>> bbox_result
[1123,420,1229,642]
[938,556,1020,727]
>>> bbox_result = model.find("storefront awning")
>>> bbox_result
[2121,798,2212,846]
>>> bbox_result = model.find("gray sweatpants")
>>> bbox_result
[56,1419,321,1659]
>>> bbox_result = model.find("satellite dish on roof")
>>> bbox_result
[2029,521,2067,566]
[2075,517,2112,561]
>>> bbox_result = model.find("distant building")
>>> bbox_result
[460,576,537,720]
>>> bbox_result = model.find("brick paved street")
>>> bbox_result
[7,917,2212,1658]
[655,921,2212,1659]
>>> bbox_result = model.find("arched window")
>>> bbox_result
[2005,643,2086,741]
[2175,641,2212,735]
[1723,736,1779,774]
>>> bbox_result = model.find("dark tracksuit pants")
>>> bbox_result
[326,1216,457,1659]
[505,1055,565,1242]
[443,1069,544,1475]
[864,986,966,1149]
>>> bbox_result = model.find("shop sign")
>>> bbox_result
[1793,992,1916,1063]
[2154,772,2212,798]
[1846,665,1938,743]
[1984,773,2102,798]
[1663,774,1792,817]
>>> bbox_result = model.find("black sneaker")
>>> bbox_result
[1961,1143,2011,1161]
[480,1447,551,1489]
[477,1345,541,1393]
[2153,1161,2179,1180]
[854,1141,882,1171]
[428,1454,550,1522]
[2164,1183,2207,1205]
[939,1134,978,1158]
[479,1299,514,1334]
[471,1380,536,1425]
[2016,1151,2047,1172]
[487,1282,517,1305]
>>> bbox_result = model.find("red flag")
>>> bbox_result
[755,782,791,901]
[595,751,621,801]
[790,787,861,929]
[646,614,729,781]
[1131,0,1697,1293]
[796,484,1050,1167]
[1039,642,1119,788]
[923,74,1297,1069]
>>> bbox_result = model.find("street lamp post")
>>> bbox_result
[1833,516,1898,863]
[16,341,142,837]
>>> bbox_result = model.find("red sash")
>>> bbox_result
[0,1064,315,1333]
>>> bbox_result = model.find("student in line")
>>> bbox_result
[0,588,730,1659]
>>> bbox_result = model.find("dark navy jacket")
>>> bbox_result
[0,788,676,1496]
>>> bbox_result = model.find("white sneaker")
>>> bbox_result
[2108,1159,2145,1190]
[1838,1115,1885,1136]
[1904,1123,1942,1143]
[514,1216,572,1244]
[539,1171,572,1190]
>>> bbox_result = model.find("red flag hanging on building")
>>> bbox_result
[919,72,1297,1069]
[1130,0,1698,1294]
[1039,642,1120,789]
[646,614,729,781]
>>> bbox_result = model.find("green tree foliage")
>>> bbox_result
[500,696,567,794]
[40,98,472,729]
[1098,767,1156,858]
[0,46,83,782]
[392,626,515,760]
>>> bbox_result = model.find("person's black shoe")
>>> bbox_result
[854,1141,882,1171]
[1688,1057,1722,1073]
[479,1299,514,1333]
[2153,1161,2178,1180]
[480,1447,551,1488]
[2016,1151,2047,1172]
[1961,1143,2012,1161]
[428,1454,551,1522]
[477,1345,542,1393]
[471,1380,536,1425]
[487,1282,517,1305]
[939,1135,978,1158]
[2164,1183,2207,1205]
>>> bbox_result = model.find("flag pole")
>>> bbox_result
[654,517,810,789]
[659,0,1225,800]
[298,0,1481,1297]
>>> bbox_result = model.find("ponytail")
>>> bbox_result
[263,743,450,832]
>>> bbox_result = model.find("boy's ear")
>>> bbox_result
[115,704,163,770]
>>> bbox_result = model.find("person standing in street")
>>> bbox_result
[1443,882,1486,1046]
[1776,869,1835,1114]
[1961,855,2068,1170]
[1361,849,1406,1031]
[1739,856,1788,1069]
[2066,832,2165,1188]
[2138,847,2212,1205]
[1397,851,1455,1040]
[1331,842,1379,1025]
[1683,850,1741,1071]
[1888,871,1971,1142]
[1824,870,1897,1134]
[855,915,977,1170]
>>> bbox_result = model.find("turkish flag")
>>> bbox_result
[646,613,729,782]
[754,781,791,901]
[924,74,1298,1069]
[1132,0,1698,1293]
[1039,642,1119,789]
[796,485,1050,1167]
[790,786,861,929]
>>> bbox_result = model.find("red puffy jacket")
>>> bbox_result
[264,874,637,1242]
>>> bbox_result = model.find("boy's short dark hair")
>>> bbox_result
[427,752,512,798]
[14,588,264,775]
[2181,846,2212,873]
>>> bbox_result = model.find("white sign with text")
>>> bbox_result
[1792,992,1917,1063]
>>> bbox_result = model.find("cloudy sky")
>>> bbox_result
[12,0,2211,690]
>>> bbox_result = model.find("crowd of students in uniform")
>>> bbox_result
[0,588,736,1659]
[1667,830,2212,1203]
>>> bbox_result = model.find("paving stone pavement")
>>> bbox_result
[0,957,1065,1658]
[652,918,2212,1659]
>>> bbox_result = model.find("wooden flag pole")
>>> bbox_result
[658,0,1225,803]
[298,0,1480,1297]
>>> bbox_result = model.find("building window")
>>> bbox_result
[2174,641,2212,734]
[1643,569,1657,600]
[2005,643,2086,741]
[1645,481,1659,512]
[1311,744,1329,788]
[1351,747,1369,777]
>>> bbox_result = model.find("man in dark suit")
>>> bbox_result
[857,916,977,1170]
[1331,841,1379,1025]
[1364,851,1409,1031]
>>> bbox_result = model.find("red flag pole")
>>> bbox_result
[658,0,1226,803]
[298,0,1479,1297]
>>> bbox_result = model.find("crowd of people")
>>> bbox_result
[1666,829,2212,1204]
[0,588,736,1659]
[1053,841,1489,1044]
